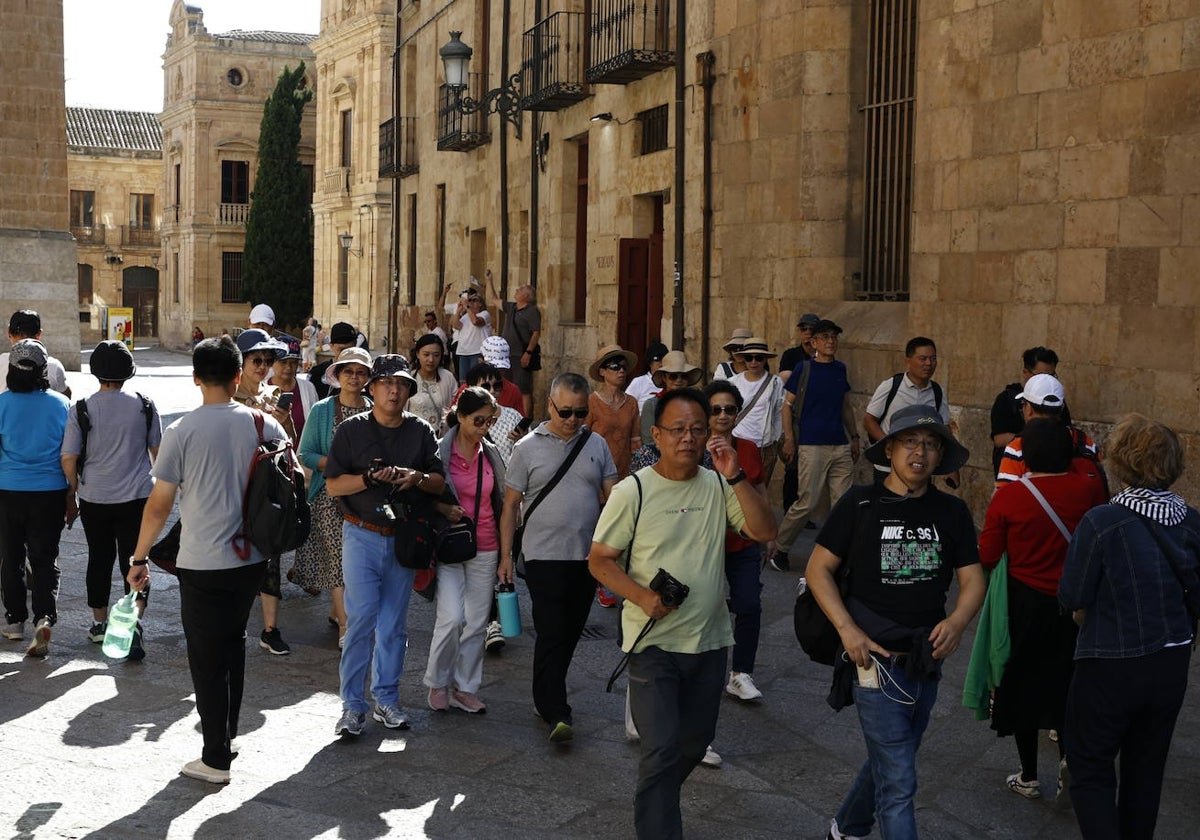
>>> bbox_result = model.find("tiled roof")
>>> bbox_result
[212,29,316,45]
[66,108,162,153]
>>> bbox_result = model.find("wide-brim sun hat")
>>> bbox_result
[733,337,777,358]
[366,353,418,389]
[721,327,753,352]
[90,339,136,381]
[651,350,703,388]
[588,344,638,381]
[863,404,969,475]
[324,346,372,387]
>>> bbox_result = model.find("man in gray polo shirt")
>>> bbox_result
[500,372,616,743]
[127,337,288,785]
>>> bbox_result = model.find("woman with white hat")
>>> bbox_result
[713,327,752,381]
[637,350,702,446]
[730,337,785,484]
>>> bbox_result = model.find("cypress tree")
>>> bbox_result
[242,63,314,332]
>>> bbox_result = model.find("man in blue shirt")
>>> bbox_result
[770,320,860,572]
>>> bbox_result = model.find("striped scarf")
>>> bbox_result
[1113,486,1188,526]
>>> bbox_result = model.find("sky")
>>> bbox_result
[63,0,321,113]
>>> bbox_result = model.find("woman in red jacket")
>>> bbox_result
[978,418,1107,801]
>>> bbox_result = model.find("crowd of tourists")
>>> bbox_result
[1,295,1195,840]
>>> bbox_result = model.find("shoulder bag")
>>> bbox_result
[512,429,592,571]
[435,449,484,565]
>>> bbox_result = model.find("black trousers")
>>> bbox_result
[177,562,265,771]
[1065,646,1191,840]
[0,488,66,626]
[523,560,595,725]
[80,498,148,609]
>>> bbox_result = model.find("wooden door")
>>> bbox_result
[618,238,650,359]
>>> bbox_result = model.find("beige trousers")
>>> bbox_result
[777,444,854,554]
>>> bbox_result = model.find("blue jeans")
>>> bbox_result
[834,657,940,840]
[457,353,482,381]
[339,522,415,713]
[724,543,762,674]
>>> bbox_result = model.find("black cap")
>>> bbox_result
[645,341,669,363]
[90,340,136,381]
[9,310,41,337]
[812,319,843,335]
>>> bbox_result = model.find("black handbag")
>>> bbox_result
[392,491,437,570]
[793,563,851,666]
[435,451,483,565]
[148,519,182,576]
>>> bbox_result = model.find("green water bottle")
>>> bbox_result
[101,591,139,659]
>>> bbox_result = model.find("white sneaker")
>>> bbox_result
[2,621,24,641]
[700,745,722,768]
[26,618,51,658]
[180,758,230,784]
[828,818,866,840]
[726,671,763,701]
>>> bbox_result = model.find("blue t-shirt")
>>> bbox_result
[0,389,70,491]
[783,358,850,446]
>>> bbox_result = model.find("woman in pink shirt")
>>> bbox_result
[425,386,506,714]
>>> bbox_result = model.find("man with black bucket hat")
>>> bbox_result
[309,322,359,400]
[62,341,162,660]
[804,404,985,840]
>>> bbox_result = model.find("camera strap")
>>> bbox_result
[606,473,646,693]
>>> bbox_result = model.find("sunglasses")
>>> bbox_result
[471,414,498,428]
[741,354,768,363]
[550,399,589,419]
[479,379,504,390]
[601,360,628,371]
[710,404,739,416]
[664,372,691,381]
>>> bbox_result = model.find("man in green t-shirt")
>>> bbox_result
[589,389,776,840]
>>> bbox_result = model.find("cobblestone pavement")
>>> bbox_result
[1,345,1197,839]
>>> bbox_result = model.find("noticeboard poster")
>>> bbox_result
[106,307,134,349]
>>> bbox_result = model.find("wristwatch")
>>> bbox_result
[416,472,428,488]
[130,557,149,567]
[726,470,747,486]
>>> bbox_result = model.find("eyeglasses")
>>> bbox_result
[741,354,768,363]
[894,435,944,452]
[657,424,709,439]
[710,404,739,416]
[470,414,498,428]
[339,367,369,379]
[246,356,274,367]
[550,399,589,420]
[601,360,628,371]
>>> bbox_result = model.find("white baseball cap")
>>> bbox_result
[1017,373,1065,407]
[249,304,276,326]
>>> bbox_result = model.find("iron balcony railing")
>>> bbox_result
[379,116,419,178]
[70,224,105,245]
[587,0,674,85]
[521,11,590,111]
[122,226,160,247]
[437,73,492,152]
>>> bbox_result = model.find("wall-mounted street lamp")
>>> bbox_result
[439,30,523,139]
[151,253,160,269]
[104,248,123,266]
[338,232,362,257]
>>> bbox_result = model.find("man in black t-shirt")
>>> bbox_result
[989,346,1064,476]
[806,404,985,840]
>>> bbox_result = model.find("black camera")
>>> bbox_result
[649,568,689,609]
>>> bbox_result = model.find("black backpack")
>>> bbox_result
[232,412,311,560]
[76,392,154,482]
[868,373,944,443]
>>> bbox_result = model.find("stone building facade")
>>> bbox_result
[158,0,316,346]
[67,108,163,345]
[310,0,396,349]
[302,1,1199,509]
[0,0,80,369]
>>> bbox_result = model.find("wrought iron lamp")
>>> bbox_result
[439,30,523,139]
[338,232,362,257]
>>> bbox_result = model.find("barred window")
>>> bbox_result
[858,0,917,300]
[637,105,669,156]
[221,252,243,303]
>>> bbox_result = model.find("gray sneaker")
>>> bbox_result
[372,703,410,730]
[334,709,365,737]
[2,621,24,641]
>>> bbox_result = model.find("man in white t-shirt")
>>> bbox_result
[0,310,70,397]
